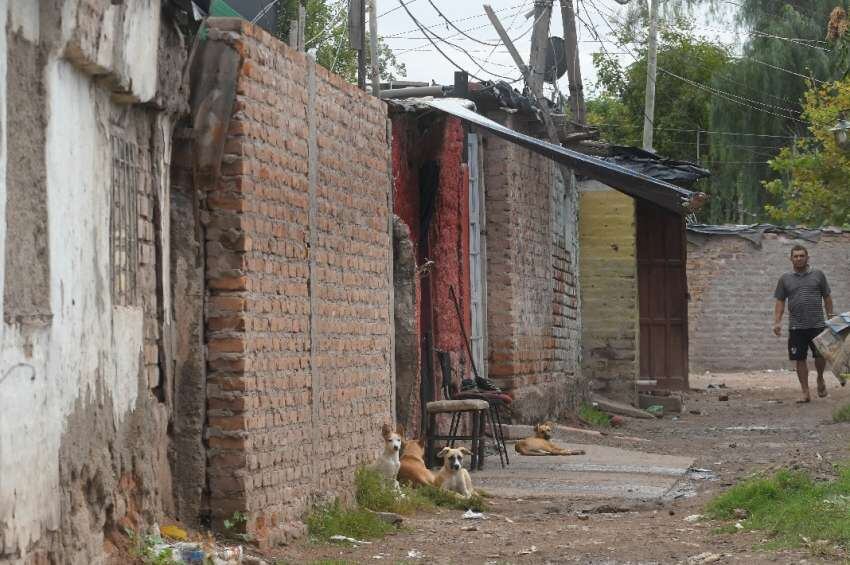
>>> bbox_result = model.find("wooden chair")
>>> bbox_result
[424,351,491,471]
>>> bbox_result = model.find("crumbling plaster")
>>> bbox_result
[0,2,182,561]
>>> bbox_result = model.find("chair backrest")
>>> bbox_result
[436,350,454,400]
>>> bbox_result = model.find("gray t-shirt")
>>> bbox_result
[774,268,831,330]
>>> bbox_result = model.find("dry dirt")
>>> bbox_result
[263,371,850,564]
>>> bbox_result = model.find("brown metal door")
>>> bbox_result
[637,201,689,389]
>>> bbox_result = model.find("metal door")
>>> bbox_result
[467,133,486,375]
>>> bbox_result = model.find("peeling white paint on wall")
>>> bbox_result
[0,0,166,557]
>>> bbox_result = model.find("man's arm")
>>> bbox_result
[825,295,834,318]
[774,299,785,336]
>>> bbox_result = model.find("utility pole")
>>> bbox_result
[642,0,659,151]
[558,0,586,124]
[358,0,366,89]
[369,0,380,96]
[695,129,700,163]
[484,4,559,144]
[485,4,575,195]
[348,0,366,89]
[528,0,553,96]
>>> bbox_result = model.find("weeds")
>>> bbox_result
[355,467,487,514]
[706,465,850,552]
[579,403,611,427]
[833,403,850,423]
[308,467,488,542]
[125,528,181,565]
[415,484,487,512]
[306,499,395,542]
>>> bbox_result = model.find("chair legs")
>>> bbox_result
[426,409,487,472]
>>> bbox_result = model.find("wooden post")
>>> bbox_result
[558,0,586,123]
[298,3,306,51]
[369,0,380,95]
[358,0,366,90]
[528,0,553,95]
[485,4,574,196]
[484,4,560,145]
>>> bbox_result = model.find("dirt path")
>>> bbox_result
[267,371,850,564]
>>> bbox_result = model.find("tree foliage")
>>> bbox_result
[587,0,846,224]
[762,77,850,227]
[590,25,730,163]
[276,0,406,83]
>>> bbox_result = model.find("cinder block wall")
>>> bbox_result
[578,182,638,401]
[481,111,584,423]
[201,20,393,545]
[688,231,850,372]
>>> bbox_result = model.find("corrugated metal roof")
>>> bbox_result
[426,98,706,214]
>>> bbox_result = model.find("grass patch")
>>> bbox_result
[579,403,611,427]
[305,499,395,542]
[415,483,487,512]
[354,467,487,513]
[833,403,850,423]
[706,465,850,551]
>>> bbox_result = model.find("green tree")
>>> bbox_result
[276,0,406,83]
[588,24,730,175]
[762,76,850,227]
[704,0,841,223]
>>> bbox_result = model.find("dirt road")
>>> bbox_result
[270,371,850,564]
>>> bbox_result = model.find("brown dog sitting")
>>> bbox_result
[433,446,475,498]
[514,421,586,456]
[397,438,435,487]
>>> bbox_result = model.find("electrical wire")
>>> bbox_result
[305,2,348,48]
[396,1,523,82]
[583,0,811,126]
[427,0,501,47]
[395,0,487,80]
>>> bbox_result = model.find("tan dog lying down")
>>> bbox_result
[433,446,475,498]
[515,421,586,456]
[397,438,435,487]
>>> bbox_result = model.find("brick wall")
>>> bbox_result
[390,113,475,432]
[688,231,850,372]
[199,20,393,545]
[481,111,583,423]
[579,182,638,401]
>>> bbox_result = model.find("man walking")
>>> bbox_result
[773,245,834,403]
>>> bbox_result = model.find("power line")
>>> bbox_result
[590,123,801,138]
[426,0,501,47]
[395,0,488,81]
[379,0,420,19]
[583,0,810,126]
[384,1,527,39]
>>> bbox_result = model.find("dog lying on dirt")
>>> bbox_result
[514,421,586,456]
[397,437,435,487]
[434,446,475,498]
[372,424,403,485]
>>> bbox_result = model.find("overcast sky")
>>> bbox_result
[374,0,739,97]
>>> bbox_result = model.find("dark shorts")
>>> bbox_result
[788,327,824,361]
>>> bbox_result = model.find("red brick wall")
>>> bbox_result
[391,114,472,400]
[201,19,393,545]
[481,111,583,422]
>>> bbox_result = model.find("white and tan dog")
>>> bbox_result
[434,446,475,498]
[372,423,403,485]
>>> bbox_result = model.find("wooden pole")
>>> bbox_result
[528,0,553,96]
[368,0,380,95]
[558,0,586,123]
[485,4,574,194]
[642,0,659,150]
[358,0,366,90]
[484,4,560,145]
